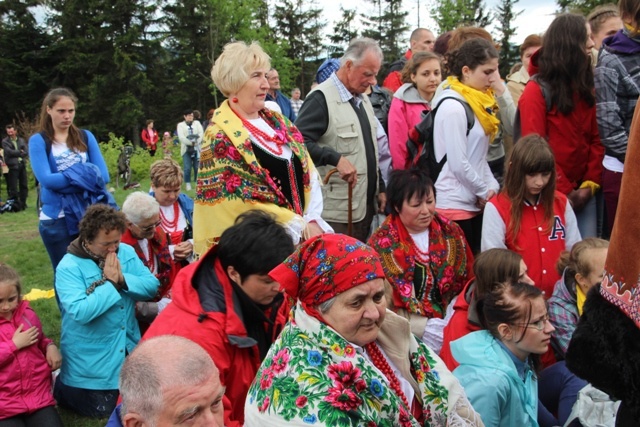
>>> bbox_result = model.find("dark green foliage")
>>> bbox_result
[361,0,409,67]
[496,0,523,77]
[328,7,359,59]
[557,0,611,15]
[432,0,492,33]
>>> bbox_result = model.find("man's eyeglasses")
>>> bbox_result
[514,314,551,332]
[134,220,161,233]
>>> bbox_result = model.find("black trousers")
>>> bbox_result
[6,163,28,207]
[0,406,63,427]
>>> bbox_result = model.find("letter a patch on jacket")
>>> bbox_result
[548,216,566,241]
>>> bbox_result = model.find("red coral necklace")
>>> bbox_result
[240,117,286,156]
[159,202,179,232]
[365,342,410,409]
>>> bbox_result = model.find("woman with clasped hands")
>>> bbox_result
[193,41,331,255]
[244,234,482,427]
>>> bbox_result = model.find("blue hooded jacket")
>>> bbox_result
[451,330,539,427]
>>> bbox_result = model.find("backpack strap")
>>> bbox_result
[513,74,551,141]
[41,129,89,158]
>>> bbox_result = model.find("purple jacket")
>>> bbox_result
[0,300,56,419]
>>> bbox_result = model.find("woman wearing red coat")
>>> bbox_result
[518,14,604,238]
[141,119,159,156]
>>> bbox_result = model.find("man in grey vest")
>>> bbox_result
[295,38,386,242]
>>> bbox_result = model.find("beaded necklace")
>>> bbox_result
[159,202,180,232]
[240,117,286,156]
[365,342,411,410]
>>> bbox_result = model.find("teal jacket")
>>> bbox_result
[451,330,538,427]
[56,243,159,390]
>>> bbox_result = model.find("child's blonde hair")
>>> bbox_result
[0,263,22,299]
[556,238,610,277]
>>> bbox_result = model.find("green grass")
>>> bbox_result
[0,146,195,426]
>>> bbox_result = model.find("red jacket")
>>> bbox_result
[141,128,159,150]
[519,57,604,194]
[490,192,571,297]
[440,280,479,371]
[382,50,413,93]
[143,246,289,427]
[0,301,56,420]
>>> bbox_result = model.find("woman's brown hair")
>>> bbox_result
[474,249,524,299]
[38,88,87,153]
[503,134,556,241]
[400,51,441,84]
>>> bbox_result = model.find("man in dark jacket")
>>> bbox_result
[143,210,295,427]
[266,68,296,121]
[2,124,28,210]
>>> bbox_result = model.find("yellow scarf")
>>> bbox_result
[576,283,587,316]
[445,76,500,143]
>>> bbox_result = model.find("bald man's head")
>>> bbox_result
[410,28,436,52]
[120,336,224,427]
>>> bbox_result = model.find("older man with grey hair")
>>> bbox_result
[106,335,225,426]
[121,191,177,327]
[295,38,386,242]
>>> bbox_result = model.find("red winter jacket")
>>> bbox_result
[141,128,159,150]
[440,279,480,371]
[143,246,289,427]
[0,301,56,420]
[518,54,604,194]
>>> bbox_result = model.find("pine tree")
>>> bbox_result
[495,0,522,77]
[557,0,610,14]
[432,0,492,33]
[328,7,359,58]
[272,0,325,94]
[0,0,56,126]
[361,0,409,66]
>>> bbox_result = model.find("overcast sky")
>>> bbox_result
[319,0,558,45]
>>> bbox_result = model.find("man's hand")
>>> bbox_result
[568,188,592,212]
[12,324,38,350]
[336,156,357,187]
[377,192,387,213]
[173,241,193,262]
[303,222,324,241]
[103,252,123,286]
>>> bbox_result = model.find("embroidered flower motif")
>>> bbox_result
[227,145,241,161]
[324,385,362,411]
[303,413,318,424]
[271,348,290,374]
[316,249,327,260]
[327,361,361,387]
[307,350,322,366]
[295,395,308,408]
[258,396,270,412]
[377,236,393,249]
[213,141,228,158]
[369,378,385,398]
[225,174,242,194]
[343,345,356,358]
[259,369,274,390]
[330,344,343,356]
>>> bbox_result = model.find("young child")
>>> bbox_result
[451,282,552,426]
[0,263,63,426]
[162,131,172,158]
[482,134,582,297]
[549,238,609,358]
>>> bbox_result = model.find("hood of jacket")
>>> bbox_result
[451,330,523,376]
[528,49,541,77]
[393,83,429,104]
[602,29,640,55]
[551,267,577,305]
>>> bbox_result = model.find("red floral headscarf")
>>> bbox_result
[269,234,385,320]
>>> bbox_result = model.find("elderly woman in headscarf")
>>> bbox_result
[244,234,483,427]
[193,41,331,255]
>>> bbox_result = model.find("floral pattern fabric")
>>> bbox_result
[193,101,314,254]
[368,213,472,318]
[245,304,465,427]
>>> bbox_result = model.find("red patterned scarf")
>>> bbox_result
[121,228,175,299]
[368,213,472,318]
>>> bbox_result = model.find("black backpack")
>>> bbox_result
[513,75,552,142]
[368,86,392,134]
[406,97,474,183]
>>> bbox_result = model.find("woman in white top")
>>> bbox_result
[432,38,501,253]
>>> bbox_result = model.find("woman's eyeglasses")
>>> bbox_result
[134,220,161,233]
[514,314,551,331]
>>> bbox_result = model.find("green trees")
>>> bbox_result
[496,0,522,77]
[557,0,610,15]
[328,7,359,58]
[361,0,409,65]
[431,0,492,34]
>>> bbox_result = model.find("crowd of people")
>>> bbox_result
[2,3,640,426]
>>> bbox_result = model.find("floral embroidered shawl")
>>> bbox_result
[368,213,472,318]
[245,303,482,427]
[193,101,314,255]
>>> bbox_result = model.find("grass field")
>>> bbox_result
[0,150,195,426]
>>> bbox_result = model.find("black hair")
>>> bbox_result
[387,168,436,215]
[446,38,499,79]
[217,210,294,280]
